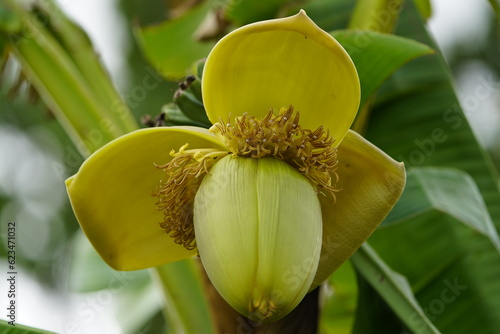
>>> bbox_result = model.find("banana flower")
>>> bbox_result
[66,10,405,322]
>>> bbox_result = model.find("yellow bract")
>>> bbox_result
[202,10,360,146]
[312,130,405,288]
[66,127,225,270]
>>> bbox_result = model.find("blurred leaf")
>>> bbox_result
[384,168,500,252]
[0,1,22,33]
[116,275,163,334]
[225,0,291,25]
[0,321,55,334]
[69,232,149,292]
[5,4,126,154]
[116,0,177,121]
[135,1,215,80]
[285,0,354,31]
[69,232,161,334]
[489,0,500,17]
[349,0,403,33]
[414,0,433,20]
[332,30,434,108]
[351,244,440,334]
[368,0,500,231]
[34,0,137,133]
[134,310,167,334]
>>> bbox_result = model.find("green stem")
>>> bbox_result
[36,0,138,133]
[153,259,217,334]
[11,27,118,154]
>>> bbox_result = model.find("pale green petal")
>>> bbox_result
[194,156,322,321]
[202,10,360,145]
[66,127,226,271]
[312,130,406,287]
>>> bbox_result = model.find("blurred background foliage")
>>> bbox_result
[0,0,499,333]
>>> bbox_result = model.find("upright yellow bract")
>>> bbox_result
[65,10,405,322]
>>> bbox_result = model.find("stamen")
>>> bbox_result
[154,106,340,250]
[153,146,229,250]
[210,106,340,199]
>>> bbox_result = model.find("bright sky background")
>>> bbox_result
[1,1,497,333]
[428,0,491,56]
[428,0,499,147]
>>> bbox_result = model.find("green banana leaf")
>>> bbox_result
[351,244,440,333]
[0,321,55,334]
[414,0,432,19]
[384,168,500,252]
[135,1,214,80]
[362,2,500,333]
[331,30,434,108]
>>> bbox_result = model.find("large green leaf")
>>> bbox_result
[352,269,409,333]
[332,30,433,107]
[366,4,500,224]
[384,168,500,252]
[370,167,500,333]
[363,2,500,332]
[369,208,500,332]
[354,165,500,332]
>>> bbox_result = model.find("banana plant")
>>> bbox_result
[1,0,499,333]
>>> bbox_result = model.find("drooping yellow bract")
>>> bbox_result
[65,10,406,322]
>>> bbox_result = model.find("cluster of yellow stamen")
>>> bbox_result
[154,145,229,250]
[154,106,340,251]
[212,106,340,196]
